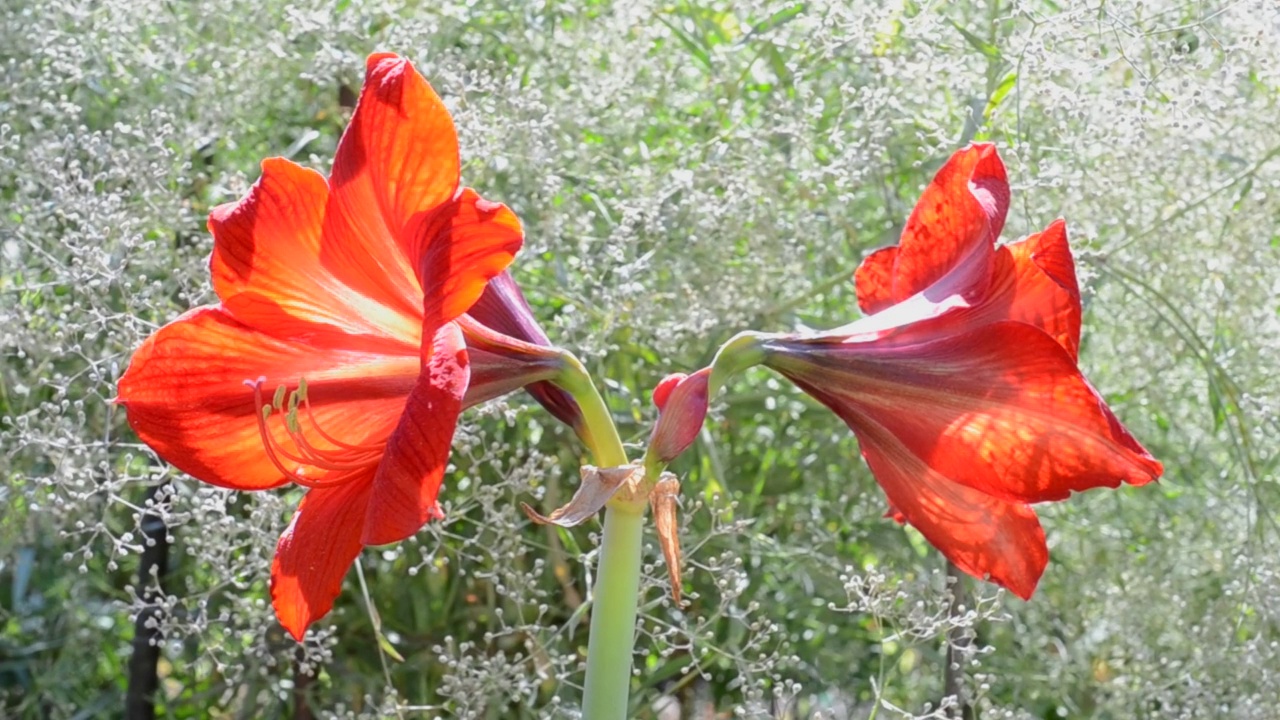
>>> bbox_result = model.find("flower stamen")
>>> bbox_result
[244,376,383,489]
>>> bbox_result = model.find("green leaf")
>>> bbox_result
[746,3,805,40]
[983,71,1018,120]
[377,632,405,663]
[952,21,1001,59]
[556,525,583,557]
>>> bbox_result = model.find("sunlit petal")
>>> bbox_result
[853,246,899,315]
[271,480,373,640]
[766,321,1161,504]
[363,322,469,545]
[651,372,687,412]
[320,53,461,339]
[983,219,1081,358]
[420,188,524,329]
[847,411,1048,600]
[117,307,417,490]
[209,157,423,349]
[855,143,1010,308]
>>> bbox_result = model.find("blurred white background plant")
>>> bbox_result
[2,0,1278,718]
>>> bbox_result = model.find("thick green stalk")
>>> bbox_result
[581,505,644,717]
[552,355,641,719]
[707,330,766,394]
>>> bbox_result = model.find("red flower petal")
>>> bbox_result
[768,321,1161,505]
[363,322,469,545]
[854,143,1010,310]
[271,479,373,640]
[212,58,521,346]
[320,53,463,332]
[209,157,423,348]
[850,414,1048,600]
[853,246,899,316]
[651,373,688,412]
[117,307,417,490]
[964,219,1081,359]
[420,188,524,329]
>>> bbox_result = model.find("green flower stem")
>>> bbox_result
[581,505,644,718]
[552,354,642,719]
[707,330,767,395]
[554,354,629,468]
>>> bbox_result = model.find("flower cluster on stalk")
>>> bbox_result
[118,52,1160,641]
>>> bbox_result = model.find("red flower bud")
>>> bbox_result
[651,372,687,412]
[646,368,711,464]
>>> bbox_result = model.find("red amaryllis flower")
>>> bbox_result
[117,53,575,639]
[647,144,1162,598]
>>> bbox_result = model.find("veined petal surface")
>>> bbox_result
[419,188,524,329]
[121,51,560,641]
[209,157,423,348]
[118,307,417,491]
[363,322,469,545]
[320,53,461,329]
[272,480,374,640]
[977,219,1081,358]
[845,410,1048,599]
[766,321,1161,504]
[854,143,1010,313]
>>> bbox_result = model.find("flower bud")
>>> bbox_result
[651,373,686,411]
[646,368,711,464]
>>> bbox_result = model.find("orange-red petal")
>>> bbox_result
[117,306,418,490]
[419,188,524,329]
[853,246,899,315]
[854,143,1009,310]
[271,479,373,640]
[849,413,1048,599]
[766,321,1162,505]
[320,53,462,334]
[363,322,469,545]
[962,219,1081,359]
[209,157,422,349]
[865,324,1159,503]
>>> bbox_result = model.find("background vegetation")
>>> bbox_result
[2,0,1278,717]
